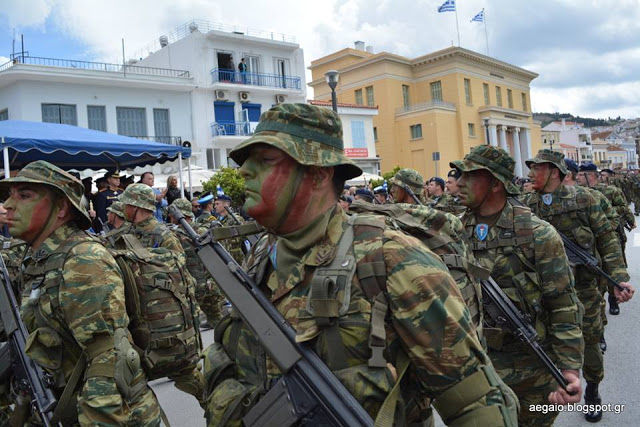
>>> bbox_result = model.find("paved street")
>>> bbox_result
[157,227,640,426]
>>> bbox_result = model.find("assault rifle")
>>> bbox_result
[224,206,260,253]
[481,277,572,393]
[558,232,627,292]
[0,255,58,426]
[403,185,424,206]
[168,205,373,427]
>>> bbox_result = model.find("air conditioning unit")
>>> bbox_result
[275,94,287,104]
[215,90,229,101]
[239,91,251,103]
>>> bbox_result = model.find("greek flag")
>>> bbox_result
[471,10,484,22]
[438,0,456,13]
[216,184,225,196]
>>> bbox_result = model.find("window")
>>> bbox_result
[402,85,410,108]
[214,149,222,169]
[355,89,363,105]
[87,106,106,131]
[0,109,7,121]
[464,78,472,104]
[366,86,375,107]
[430,81,443,101]
[521,93,527,111]
[275,58,289,88]
[483,83,490,105]
[351,121,366,148]
[116,107,146,136]
[507,89,513,109]
[373,127,378,142]
[410,124,422,139]
[495,86,502,107]
[153,108,171,143]
[42,104,77,125]
[206,148,215,169]
[468,123,476,137]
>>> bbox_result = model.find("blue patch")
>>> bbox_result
[542,193,553,205]
[475,223,489,241]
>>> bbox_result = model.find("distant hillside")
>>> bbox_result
[533,112,622,128]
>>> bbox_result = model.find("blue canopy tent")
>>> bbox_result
[0,120,192,195]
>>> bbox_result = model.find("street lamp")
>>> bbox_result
[324,70,339,112]
[483,118,490,145]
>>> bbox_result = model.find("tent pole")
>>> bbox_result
[3,140,9,179]
[178,153,185,198]
[187,158,193,199]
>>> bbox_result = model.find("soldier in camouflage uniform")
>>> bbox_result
[1,161,160,426]
[202,103,518,426]
[388,168,425,204]
[451,146,584,427]
[168,198,224,327]
[522,149,635,423]
[119,184,205,404]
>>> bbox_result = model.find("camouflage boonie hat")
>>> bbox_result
[450,145,520,195]
[119,183,155,212]
[229,103,362,181]
[107,200,125,218]
[390,168,424,193]
[0,160,92,229]
[169,198,194,219]
[525,149,568,175]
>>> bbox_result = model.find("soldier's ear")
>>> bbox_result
[309,166,334,189]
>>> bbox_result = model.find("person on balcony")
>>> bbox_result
[239,58,248,84]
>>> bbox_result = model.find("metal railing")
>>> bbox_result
[131,136,183,146]
[211,122,257,137]
[0,55,190,78]
[396,100,456,114]
[211,68,301,90]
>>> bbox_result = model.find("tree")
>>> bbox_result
[202,167,245,209]
[370,166,401,188]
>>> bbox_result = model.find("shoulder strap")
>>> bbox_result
[511,205,535,261]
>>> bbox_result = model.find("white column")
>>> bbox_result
[489,125,498,146]
[512,127,523,177]
[498,125,508,152]
[522,128,532,175]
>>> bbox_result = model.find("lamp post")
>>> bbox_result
[483,118,490,145]
[324,70,339,112]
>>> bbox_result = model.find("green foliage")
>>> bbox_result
[370,166,400,189]
[202,167,245,209]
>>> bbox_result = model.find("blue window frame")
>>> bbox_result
[351,121,366,148]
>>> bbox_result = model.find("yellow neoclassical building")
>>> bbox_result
[309,44,542,178]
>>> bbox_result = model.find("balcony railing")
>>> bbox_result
[0,55,190,78]
[396,100,456,114]
[211,122,258,137]
[211,68,301,90]
[131,136,183,146]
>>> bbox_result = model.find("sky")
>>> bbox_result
[1,0,640,120]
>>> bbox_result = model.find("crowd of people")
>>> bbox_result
[0,102,637,426]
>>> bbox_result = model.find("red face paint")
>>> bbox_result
[4,184,56,243]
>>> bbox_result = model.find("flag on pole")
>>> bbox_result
[471,10,484,22]
[216,184,225,196]
[438,0,456,13]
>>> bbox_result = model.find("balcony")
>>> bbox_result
[211,122,258,137]
[211,68,301,90]
[131,136,183,146]
[0,55,190,78]
[396,100,456,115]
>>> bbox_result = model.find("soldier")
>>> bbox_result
[93,170,123,233]
[354,188,374,202]
[426,176,454,209]
[118,183,205,403]
[202,103,518,426]
[451,146,584,427]
[373,185,388,204]
[521,178,534,193]
[213,194,234,224]
[522,149,635,423]
[389,168,425,204]
[106,200,127,230]
[195,193,215,224]
[1,161,160,426]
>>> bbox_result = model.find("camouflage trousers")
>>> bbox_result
[575,282,604,384]
[195,278,226,326]
[490,350,557,427]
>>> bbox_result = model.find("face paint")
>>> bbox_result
[529,163,552,191]
[457,169,493,209]
[4,184,57,243]
[389,184,405,203]
[124,204,137,222]
[239,145,317,232]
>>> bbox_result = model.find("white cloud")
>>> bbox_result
[1,0,54,28]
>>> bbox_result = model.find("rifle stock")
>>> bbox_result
[168,205,373,427]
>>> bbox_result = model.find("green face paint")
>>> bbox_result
[4,185,57,243]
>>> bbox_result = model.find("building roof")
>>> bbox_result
[560,143,577,149]
[308,100,378,110]
[591,130,614,140]
[607,145,626,152]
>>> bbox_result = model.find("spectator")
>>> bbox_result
[165,175,182,206]
[140,171,168,222]
[239,58,248,84]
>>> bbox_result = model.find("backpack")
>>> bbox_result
[109,233,201,380]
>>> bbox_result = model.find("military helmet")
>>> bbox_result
[169,198,194,219]
[390,168,424,193]
[229,103,362,181]
[450,145,520,195]
[525,149,569,175]
[118,183,156,212]
[107,200,125,218]
[0,160,92,229]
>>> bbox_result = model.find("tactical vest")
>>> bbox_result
[174,227,209,285]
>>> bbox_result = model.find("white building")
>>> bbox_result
[0,20,306,175]
[542,119,592,164]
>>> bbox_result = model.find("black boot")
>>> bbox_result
[599,335,607,353]
[585,382,603,422]
[609,295,620,315]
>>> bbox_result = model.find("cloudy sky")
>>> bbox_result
[1,0,639,119]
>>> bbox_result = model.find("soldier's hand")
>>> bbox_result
[615,282,635,303]
[548,370,581,404]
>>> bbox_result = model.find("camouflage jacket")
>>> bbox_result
[461,201,583,370]
[522,185,629,285]
[171,222,210,285]
[582,186,620,231]
[204,207,516,425]
[593,183,635,228]
[127,216,187,264]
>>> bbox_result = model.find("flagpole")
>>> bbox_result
[455,6,461,46]
[483,8,490,55]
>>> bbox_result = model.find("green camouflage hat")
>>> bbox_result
[390,168,424,193]
[107,200,125,218]
[450,145,520,195]
[525,149,568,175]
[0,160,92,229]
[169,198,194,219]
[119,183,156,212]
[229,103,362,180]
